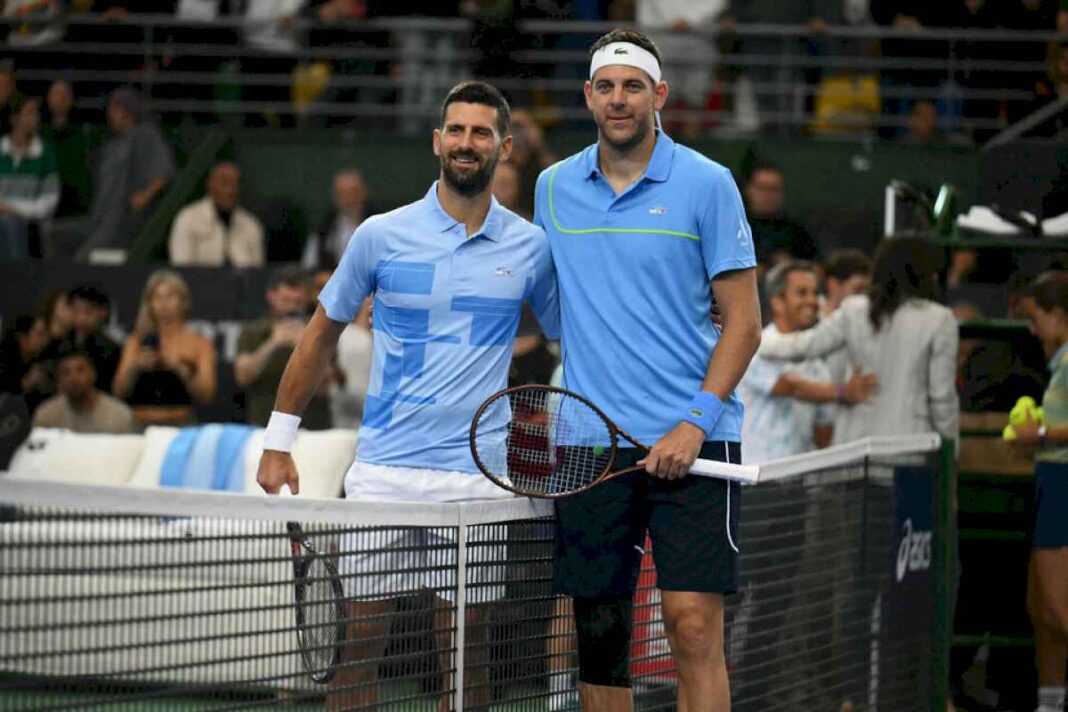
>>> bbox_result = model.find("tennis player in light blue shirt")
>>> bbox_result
[255,81,558,710]
[533,28,762,712]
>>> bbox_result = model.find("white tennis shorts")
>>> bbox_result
[338,460,513,603]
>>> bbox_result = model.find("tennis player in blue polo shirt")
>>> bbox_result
[256,81,559,710]
[534,29,761,712]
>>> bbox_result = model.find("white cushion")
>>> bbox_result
[242,428,355,498]
[6,428,145,486]
[127,426,181,489]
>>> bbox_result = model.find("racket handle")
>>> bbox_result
[690,457,759,484]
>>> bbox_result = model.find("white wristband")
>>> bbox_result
[263,411,301,452]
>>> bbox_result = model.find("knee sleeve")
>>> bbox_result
[573,596,634,688]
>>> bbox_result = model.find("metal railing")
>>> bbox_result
[3,14,1063,138]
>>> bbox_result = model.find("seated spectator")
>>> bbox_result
[0,313,48,398]
[54,87,175,260]
[42,79,91,218]
[901,100,946,145]
[33,348,134,433]
[739,261,876,463]
[113,270,216,427]
[236,265,333,430]
[491,161,523,217]
[0,94,59,261]
[39,283,121,391]
[744,161,819,269]
[169,161,265,268]
[302,169,370,270]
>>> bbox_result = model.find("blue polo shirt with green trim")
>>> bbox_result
[533,131,756,444]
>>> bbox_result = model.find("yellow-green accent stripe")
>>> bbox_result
[547,163,700,242]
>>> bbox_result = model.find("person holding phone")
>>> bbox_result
[235,265,336,430]
[112,270,216,427]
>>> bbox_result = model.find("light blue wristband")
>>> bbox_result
[681,391,724,437]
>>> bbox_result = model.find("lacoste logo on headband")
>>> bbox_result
[614,47,629,55]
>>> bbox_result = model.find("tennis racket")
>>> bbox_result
[286,521,345,684]
[469,385,759,498]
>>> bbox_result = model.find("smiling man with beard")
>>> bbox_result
[255,80,559,710]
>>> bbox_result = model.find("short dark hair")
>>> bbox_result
[824,249,873,282]
[67,283,111,310]
[748,160,783,183]
[589,28,663,66]
[765,260,818,299]
[1025,271,1068,314]
[57,345,95,368]
[268,264,311,291]
[440,80,511,137]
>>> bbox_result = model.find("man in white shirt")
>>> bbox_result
[740,260,876,463]
[169,161,265,268]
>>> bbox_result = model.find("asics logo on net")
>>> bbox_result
[895,518,932,582]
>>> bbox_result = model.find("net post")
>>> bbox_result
[931,438,956,712]
[454,508,468,712]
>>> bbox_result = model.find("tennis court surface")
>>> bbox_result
[1,434,951,711]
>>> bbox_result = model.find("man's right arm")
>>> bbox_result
[256,306,347,494]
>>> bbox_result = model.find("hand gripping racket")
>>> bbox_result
[469,385,759,498]
[286,521,345,683]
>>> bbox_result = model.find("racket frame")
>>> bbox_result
[286,521,345,684]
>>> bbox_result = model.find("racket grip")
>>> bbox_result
[690,457,759,484]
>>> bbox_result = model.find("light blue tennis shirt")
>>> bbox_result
[533,131,756,444]
[319,182,560,473]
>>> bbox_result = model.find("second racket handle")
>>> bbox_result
[689,457,759,484]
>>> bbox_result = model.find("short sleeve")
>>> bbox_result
[533,168,550,232]
[318,219,379,323]
[698,167,757,279]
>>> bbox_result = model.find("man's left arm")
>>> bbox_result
[642,268,762,478]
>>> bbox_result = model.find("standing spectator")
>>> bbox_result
[235,265,333,430]
[33,348,134,433]
[302,169,370,270]
[112,270,217,427]
[740,260,876,463]
[745,161,819,268]
[757,235,959,445]
[0,94,58,261]
[169,161,265,267]
[636,0,727,137]
[0,313,48,398]
[1010,271,1068,712]
[821,248,873,318]
[242,0,308,126]
[55,88,175,260]
[42,79,91,218]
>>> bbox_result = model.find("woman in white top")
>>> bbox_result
[757,236,959,446]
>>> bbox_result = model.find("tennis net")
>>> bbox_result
[0,434,950,711]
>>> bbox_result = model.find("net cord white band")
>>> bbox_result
[263,410,301,452]
[589,41,662,84]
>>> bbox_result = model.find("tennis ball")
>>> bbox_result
[1010,396,1040,426]
[1003,424,1017,441]
[593,445,605,456]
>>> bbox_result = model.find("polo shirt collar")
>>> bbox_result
[583,130,675,183]
[0,134,43,160]
[423,180,504,241]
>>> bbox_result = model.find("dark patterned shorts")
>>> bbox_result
[553,440,742,596]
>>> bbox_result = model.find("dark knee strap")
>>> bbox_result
[574,596,633,688]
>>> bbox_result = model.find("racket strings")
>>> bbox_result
[475,388,613,496]
[299,557,341,665]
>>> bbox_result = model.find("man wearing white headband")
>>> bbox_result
[534,28,761,712]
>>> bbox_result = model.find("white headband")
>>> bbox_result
[589,42,662,84]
